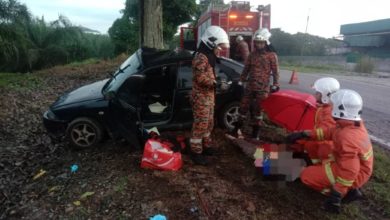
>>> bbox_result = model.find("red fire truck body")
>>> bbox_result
[180,1,271,58]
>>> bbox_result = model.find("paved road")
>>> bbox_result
[279,69,390,148]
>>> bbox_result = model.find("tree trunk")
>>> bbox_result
[140,0,164,49]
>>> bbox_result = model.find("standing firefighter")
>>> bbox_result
[287,89,374,214]
[190,26,230,165]
[235,35,249,63]
[292,77,340,165]
[234,28,280,139]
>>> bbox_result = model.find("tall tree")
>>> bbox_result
[109,0,197,54]
[140,0,163,49]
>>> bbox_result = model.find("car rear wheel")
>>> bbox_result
[66,117,103,149]
[219,101,240,130]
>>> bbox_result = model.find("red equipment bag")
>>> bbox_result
[141,139,183,171]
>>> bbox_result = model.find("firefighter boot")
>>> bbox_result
[252,125,261,140]
[230,120,243,138]
[342,188,364,203]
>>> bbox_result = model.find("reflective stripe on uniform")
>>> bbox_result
[190,138,202,144]
[311,159,321,164]
[321,188,330,195]
[194,118,209,122]
[360,149,373,161]
[325,162,335,185]
[316,128,324,141]
[336,176,354,187]
[254,115,263,120]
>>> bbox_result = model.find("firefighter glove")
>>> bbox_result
[323,189,342,214]
[286,131,308,144]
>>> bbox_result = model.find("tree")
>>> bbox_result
[109,0,197,54]
[140,0,163,49]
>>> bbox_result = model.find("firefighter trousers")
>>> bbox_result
[239,89,268,124]
[190,101,214,154]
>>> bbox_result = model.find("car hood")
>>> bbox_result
[52,79,109,108]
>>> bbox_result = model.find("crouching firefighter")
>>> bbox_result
[190,26,230,165]
[233,28,280,139]
[286,89,374,214]
[291,77,340,165]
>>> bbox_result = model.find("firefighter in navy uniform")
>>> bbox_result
[190,26,230,165]
[233,28,280,139]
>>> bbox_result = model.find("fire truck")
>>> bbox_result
[180,1,271,58]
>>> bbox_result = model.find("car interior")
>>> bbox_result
[140,64,177,123]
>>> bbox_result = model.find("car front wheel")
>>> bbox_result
[66,117,103,149]
[218,101,240,130]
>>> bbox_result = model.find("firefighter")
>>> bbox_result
[190,25,230,165]
[287,89,373,214]
[291,77,340,165]
[234,28,280,139]
[235,35,249,63]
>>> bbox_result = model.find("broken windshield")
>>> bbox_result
[102,51,141,94]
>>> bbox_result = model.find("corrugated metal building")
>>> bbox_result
[340,18,390,57]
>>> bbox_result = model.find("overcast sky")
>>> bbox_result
[19,0,390,38]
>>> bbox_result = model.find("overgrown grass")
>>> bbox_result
[0,72,43,91]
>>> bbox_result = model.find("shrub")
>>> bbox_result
[354,56,374,74]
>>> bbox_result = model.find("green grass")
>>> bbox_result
[0,72,43,91]
[364,146,390,217]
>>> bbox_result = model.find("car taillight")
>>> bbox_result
[245,15,253,19]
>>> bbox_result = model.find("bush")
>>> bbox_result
[354,56,374,73]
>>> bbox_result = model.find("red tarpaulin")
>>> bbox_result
[261,90,317,131]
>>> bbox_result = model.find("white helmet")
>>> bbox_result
[331,89,363,121]
[313,77,340,104]
[236,35,244,43]
[201,26,230,49]
[253,28,271,45]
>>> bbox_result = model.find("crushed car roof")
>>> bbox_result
[140,47,193,67]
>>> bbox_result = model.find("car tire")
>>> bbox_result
[66,117,103,149]
[218,101,240,130]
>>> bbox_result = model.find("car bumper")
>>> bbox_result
[42,110,67,139]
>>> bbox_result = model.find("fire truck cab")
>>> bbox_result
[180,1,271,59]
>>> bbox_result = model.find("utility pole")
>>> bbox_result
[305,8,310,33]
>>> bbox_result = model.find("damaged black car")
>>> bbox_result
[43,48,244,149]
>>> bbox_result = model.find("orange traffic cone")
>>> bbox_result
[289,70,299,84]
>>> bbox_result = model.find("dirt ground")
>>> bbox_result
[0,58,388,220]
